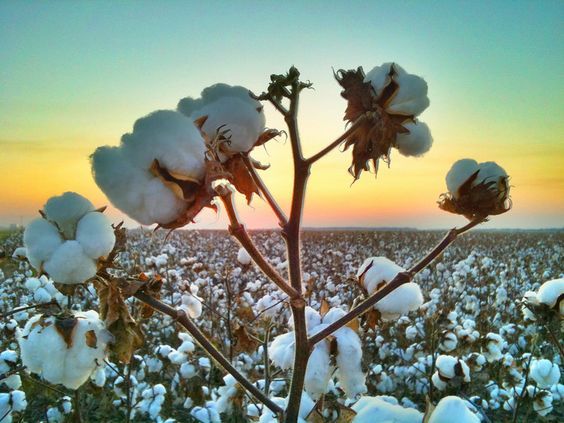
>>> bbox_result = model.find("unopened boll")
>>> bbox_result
[23,192,115,284]
[357,257,423,320]
[17,311,112,389]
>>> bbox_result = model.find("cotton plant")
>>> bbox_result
[0,390,27,423]
[2,62,524,422]
[431,355,471,391]
[22,192,115,284]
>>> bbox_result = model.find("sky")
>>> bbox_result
[1,0,563,230]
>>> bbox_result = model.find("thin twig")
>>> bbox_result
[218,187,300,300]
[305,114,368,164]
[309,218,486,346]
[0,299,60,319]
[133,291,284,415]
[241,154,288,226]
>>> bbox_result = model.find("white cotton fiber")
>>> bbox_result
[237,247,252,265]
[446,159,480,198]
[43,241,97,284]
[75,212,116,259]
[43,192,94,239]
[536,278,564,314]
[23,218,63,270]
[18,311,111,389]
[395,120,433,157]
[178,83,265,158]
[352,396,423,422]
[304,340,332,398]
[530,359,561,388]
[428,396,480,423]
[91,110,207,226]
[357,257,404,294]
[334,327,367,399]
[269,332,295,370]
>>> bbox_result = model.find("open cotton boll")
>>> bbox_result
[23,218,63,270]
[178,83,265,157]
[12,247,27,260]
[536,278,564,314]
[304,339,332,398]
[237,247,252,265]
[395,120,433,157]
[43,241,97,284]
[364,63,429,117]
[357,257,404,294]
[375,283,423,321]
[446,159,480,199]
[476,161,507,186]
[428,396,480,423]
[75,212,115,259]
[530,359,561,388]
[18,311,111,389]
[91,110,207,226]
[43,192,94,239]
[0,390,27,423]
[334,327,367,399]
[352,396,423,423]
[269,332,295,370]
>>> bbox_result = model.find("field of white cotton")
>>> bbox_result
[0,228,562,422]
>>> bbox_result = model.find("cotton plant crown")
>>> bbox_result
[15,63,513,422]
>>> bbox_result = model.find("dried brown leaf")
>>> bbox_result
[233,326,259,354]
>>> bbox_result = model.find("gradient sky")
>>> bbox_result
[1,1,563,229]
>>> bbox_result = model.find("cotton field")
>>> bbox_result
[1,228,562,422]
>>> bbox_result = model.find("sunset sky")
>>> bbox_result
[1,1,563,230]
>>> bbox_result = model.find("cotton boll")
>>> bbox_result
[304,340,332,398]
[18,311,111,389]
[536,278,564,314]
[43,192,94,239]
[357,257,404,294]
[446,159,480,199]
[43,241,97,284]
[476,161,507,186]
[11,247,27,260]
[429,396,479,423]
[91,110,206,226]
[33,287,52,304]
[75,212,116,259]
[395,120,433,157]
[334,328,367,399]
[352,396,423,422]
[237,247,252,265]
[530,359,561,388]
[269,332,295,370]
[364,63,394,97]
[532,391,553,417]
[23,218,63,270]
[375,283,423,321]
[387,67,430,116]
[24,277,41,291]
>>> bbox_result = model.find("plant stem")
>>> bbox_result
[241,154,288,227]
[305,114,368,164]
[133,291,284,415]
[281,80,312,423]
[308,218,486,346]
[219,189,300,300]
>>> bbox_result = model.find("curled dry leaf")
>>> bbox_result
[232,325,259,354]
[95,279,143,363]
[224,155,260,204]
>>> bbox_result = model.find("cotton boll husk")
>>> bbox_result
[536,278,564,313]
[530,359,561,388]
[304,339,332,398]
[75,212,116,259]
[18,311,111,389]
[395,120,433,157]
[23,218,63,270]
[334,327,367,399]
[269,332,295,369]
[352,396,423,423]
[429,396,480,423]
[43,192,94,239]
[43,241,97,284]
[445,159,480,198]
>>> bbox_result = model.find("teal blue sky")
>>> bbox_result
[1,1,563,229]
